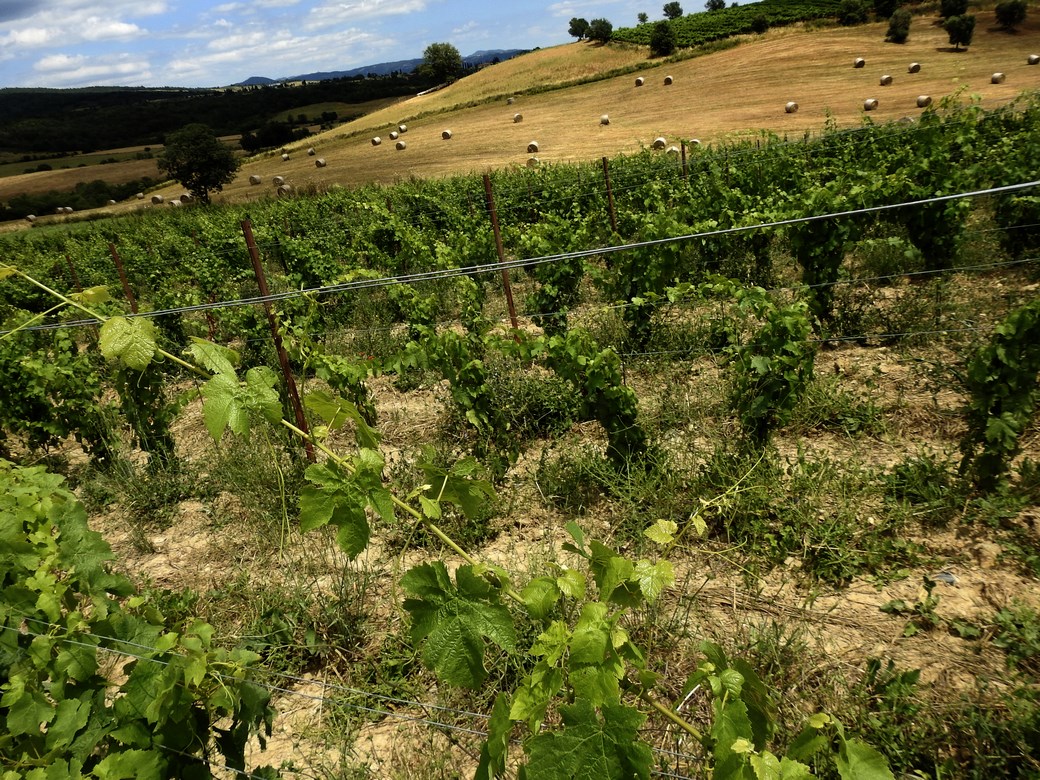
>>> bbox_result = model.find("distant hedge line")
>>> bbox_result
[612,0,846,47]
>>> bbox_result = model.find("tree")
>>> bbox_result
[886,7,912,42]
[568,17,590,39]
[158,123,238,205]
[421,42,463,82]
[939,0,968,18]
[706,0,726,10]
[838,0,870,25]
[588,18,614,42]
[650,20,678,55]
[638,12,649,23]
[945,13,975,49]
[874,0,900,18]
[751,13,770,33]
[995,0,1027,30]
[663,1,683,19]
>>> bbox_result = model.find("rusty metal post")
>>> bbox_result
[680,141,688,182]
[482,174,520,332]
[108,243,138,313]
[64,254,82,293]
[602,157,619,235]
[241,219,315,462]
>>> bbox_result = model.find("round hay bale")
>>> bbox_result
[249,174,262,185]
[897,116,915,125]
[398,124,407,133]
[863,98,879,111]
[307,147,316,156]
[26,215,36,222]
[513,113,523,123]
[688,138,701,146]
[991,72,1006,84]
[107,199,117,205]
[854,57,866,68]
[168,199,182,207]
[64,207,74,213]
[277,184,293,196]
[908,62,921,73]
[635,76,645,87]
[136,192,144,199]
[180,194,193,203]
[396,140,407,150]
[916,95,932,108]
[666,145,680,155]
[784,101,799,113]
[55,207,64,214]
[272,175,286,186]
[526,157,540,168]
[600,114,610,125]
[442,129,453,139]
[1029,54,1040,65]
[151,195,164,205]
[880,74,893,86]
[371,136,382,146]
[507,96,515,104]
[664,75,674,85]
[281,153,289,161]
[652,137,667,150]
[527,141,540,153]
[315,158,327,168]
[389,130,399,140]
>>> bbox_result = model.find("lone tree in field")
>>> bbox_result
[638,11,649,23]
[995,0,1027,30]
[650,20,678,55]
[945,13,975,49]
[157,124,238,205]
[663,1,683,19]
[568,17,590,39]
[421,42,463,82]
[706,0,726,10]
[886,7,912,42]
[588,18,614,42]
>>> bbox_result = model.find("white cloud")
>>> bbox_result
[81,18,145,41]
[547,0,625,17]
[306,0,426,29]
[0,27,55,47]
[31,51,153,85]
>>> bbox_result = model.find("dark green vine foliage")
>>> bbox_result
[111,364,179,472]
[960,297,1040,493]
[545,329,648,468]
[0,460,278,779]
[993,195,1040,260]
[0,316,114,465]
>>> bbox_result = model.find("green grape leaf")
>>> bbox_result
[401,562,516,689]
[643,519,677,545]
[751,751,781,780]
[418,455,495,520]
[305,389,381,448]
[634,559,674,603]
[201,373,249,441]
[835,738,896,780]
[99,316,157,371]
[187,338,239,376]
[0,265,17,280]
[92,748,163,780]
[779,758,814,780]
[589,542,641,607]
[510,662,564,732]
[299,463,370,558]
[70,286,111,305]
[522,577,562,621]
[556,568,586,600]
[243,367,283,424]
[475,692,512,780]
[522,701,652,780]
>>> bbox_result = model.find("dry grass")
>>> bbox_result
[8,8,1040,222]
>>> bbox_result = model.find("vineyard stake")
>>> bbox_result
[482,174,520,333]
[107,243,138,314]
[680,142,688,182]
[602,157,619,235]
[63,254,82,293]
[240,219,315,463]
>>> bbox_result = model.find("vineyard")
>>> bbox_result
[3,92,1040,779]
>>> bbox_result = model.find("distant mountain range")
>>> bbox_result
[234,49,528,86]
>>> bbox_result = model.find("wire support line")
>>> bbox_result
[6,179,1038,337]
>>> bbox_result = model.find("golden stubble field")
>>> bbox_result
[6,8,1040,224]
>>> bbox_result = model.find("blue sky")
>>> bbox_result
[0,0,653,89]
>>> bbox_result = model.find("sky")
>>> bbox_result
[0,0,651,89]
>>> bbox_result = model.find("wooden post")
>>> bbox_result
[108,243,138,313]
[602,157,619,235]
[482,174,520,333]
[241,219,315,462]
[64,254,82,293]
[680,142,688,182]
